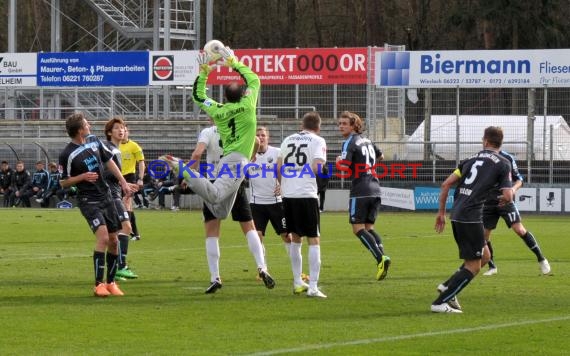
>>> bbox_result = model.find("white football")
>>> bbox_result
[203,40,225,61]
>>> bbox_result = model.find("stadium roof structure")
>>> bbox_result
[406,115,570,161]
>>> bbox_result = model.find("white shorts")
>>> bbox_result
[186,152,248,219]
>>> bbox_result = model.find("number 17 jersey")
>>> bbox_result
[279,130,327,199]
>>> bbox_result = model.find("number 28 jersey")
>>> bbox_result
[279,130,327,199]
[340,133,382,198]
[451,149,512,222]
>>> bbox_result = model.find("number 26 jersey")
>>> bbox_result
[279,130,327,199]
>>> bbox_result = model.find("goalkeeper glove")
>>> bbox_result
[197,52,213,74]
[219,46,237,67]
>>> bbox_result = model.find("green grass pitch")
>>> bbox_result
[0,209,568,355]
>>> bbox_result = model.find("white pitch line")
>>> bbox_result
[246,315,570,356]
[0,234,441,261]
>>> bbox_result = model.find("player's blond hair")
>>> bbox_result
[339,111,364,134]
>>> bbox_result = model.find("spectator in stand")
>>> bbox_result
[172,179,193,211]
[36,162,66,206]
[9,161,31,207]
[133,172,151,208]
[1,160,14,207]
[28,161,50,207]
[140,174,160,207]
[148,170,177,210]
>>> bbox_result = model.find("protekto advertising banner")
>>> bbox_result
[207,48,367,85]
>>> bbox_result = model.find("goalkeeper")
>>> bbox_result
[161,47,273,290]
[162,46,260,219]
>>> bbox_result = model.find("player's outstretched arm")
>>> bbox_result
[219,46,260,106]
[192,60,221,114]
[435,172,459,233]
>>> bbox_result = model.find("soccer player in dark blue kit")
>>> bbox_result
[103,117,139,280]
[59,112,135,297]
[432,126,513,313]
[482,150,550,276]
[337,111,391,281]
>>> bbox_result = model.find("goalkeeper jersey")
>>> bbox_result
[192,61,260,160]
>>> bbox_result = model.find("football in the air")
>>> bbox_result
[203,39,225,61]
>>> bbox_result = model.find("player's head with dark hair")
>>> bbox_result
[65,112,87,138]
[105,116,126,141]
[1,160,8,165]
[339,111,364,134]
[483,126,504,148]
[224,82,243,103]
[302,111,322,132]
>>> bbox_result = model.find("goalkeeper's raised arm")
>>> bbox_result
[192,46,260,161]
[192,47,260,117]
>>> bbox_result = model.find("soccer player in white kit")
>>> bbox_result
[249,127,309,278]
[190,124,274,293]
[278,112,328,298]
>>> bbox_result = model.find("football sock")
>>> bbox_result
[118,233,130,269]
[442,264,464,287]
[260,237,267,270]
[284,242,291,256]
[356,229,383,264]
[93,251,106,285]
[487,240,496,269]
[368,229,385,255]
[520,231,545,261]
[433,267,474,305]
[290,242,303,286]
[308,244,321,290]
[106,252,118,283]
[129,211,139,236]
[205,237,220,282]
[245,230,266,270]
